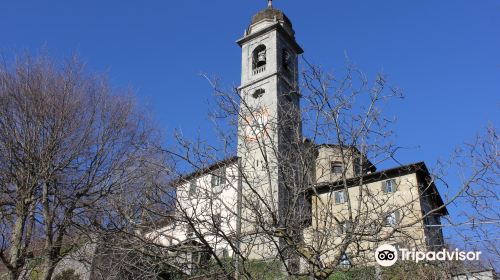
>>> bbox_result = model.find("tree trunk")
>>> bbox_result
[8,270,19,280]
[9,206,27,280]
[41,258,56,280]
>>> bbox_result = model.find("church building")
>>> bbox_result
[148,1,448,275]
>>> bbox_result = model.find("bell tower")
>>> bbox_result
[237,1,304,240]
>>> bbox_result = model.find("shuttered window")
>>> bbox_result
[382,179,397,193]
[334,190,347,204]
[385,210,400,226]
[189,180,197,197]
[211,167,226,193]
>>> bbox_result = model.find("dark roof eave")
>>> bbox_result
[314,144,377,172]
[236,23,303,54]
[307,162,449,216]
[171,156,239,186]
[415,165,449,216]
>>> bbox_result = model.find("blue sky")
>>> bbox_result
[1,0,497,160]
[1,0,499,254]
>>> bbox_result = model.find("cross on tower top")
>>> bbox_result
[268,0,272,8]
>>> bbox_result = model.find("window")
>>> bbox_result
[252,88,265,99]
[383,179,397,193]
[339,254,352,269]
[385,211,400,226]
[189,180,197,197]
[191,251,201,273]
[354,158,362,175]
[334,190,346,204]
[331,162,343,174]
[252,45,267,70]
[190,251,210,274]
[211,167,226,193]
[212,174,221,187]
[282,49,292,73]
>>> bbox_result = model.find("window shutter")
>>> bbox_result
[395,210,401,223]
[211,173,216,188]
[189,180,197,196]
[385,212,397,226]
[338,223,344,235]
[382,181,387,193]
[335,191,342,204]
[221,167,226,185]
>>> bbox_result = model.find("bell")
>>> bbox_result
[257,51,266,64]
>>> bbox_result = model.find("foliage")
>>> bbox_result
[327,267,376,280]
[382,261,448,280]
[53,269,82,280]
[0,53,163,280]
[243,260,285,280]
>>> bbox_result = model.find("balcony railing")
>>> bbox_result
[253,65,266,75]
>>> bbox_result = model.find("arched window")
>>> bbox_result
[252,45,267,70]
[282,49,291,71]
[252,88,265,98]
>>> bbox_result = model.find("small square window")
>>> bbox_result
[282,49,294,77]
[339,254,352,268]
[383,179,397,193]
[385,211,400,226]
[252,89,265,99]
[335,190,346,204]
[213,175,222,187]
[211,167,226,193]
[354,159,362,175]
[189,180,197,197]
[331,162,343,174]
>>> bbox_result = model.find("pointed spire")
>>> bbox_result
[268,0,273,8]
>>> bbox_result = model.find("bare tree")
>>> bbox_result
[3,54,494,280]
[438,125,499,270]
[131,60,497,280]
[0,53,161,280]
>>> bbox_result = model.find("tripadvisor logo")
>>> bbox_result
[375,244,482,267]
[375,244,398,267]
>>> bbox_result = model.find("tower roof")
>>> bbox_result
[251,7,293,28]
[238,2,302,53]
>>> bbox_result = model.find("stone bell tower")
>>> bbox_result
[236,1,304,240]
